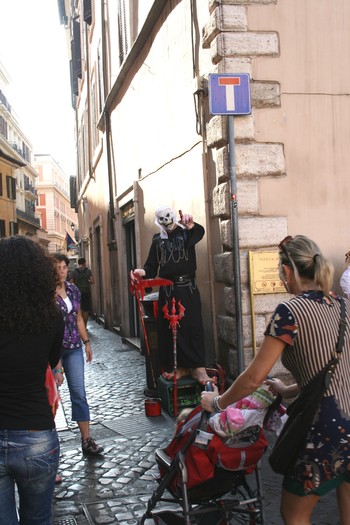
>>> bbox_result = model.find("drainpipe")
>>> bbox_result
[85,22,93,181]
[104,110,116,232]
[101,0,116,239]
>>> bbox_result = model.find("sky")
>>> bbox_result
[0,0,76,175]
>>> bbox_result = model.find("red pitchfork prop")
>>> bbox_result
[162,297,185,417]
[130,276,173,390]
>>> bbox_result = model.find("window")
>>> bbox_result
[6,176,16,200]
[72,17,82,80]
[9,222,18,236]
[97,43,103,112]
[39,193,46,205]
[118,0,130,65]
[0,219,5,238]
[91,76,99,149]
[0,116,8,139]
[83,0,93,25]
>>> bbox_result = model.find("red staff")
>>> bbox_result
[130,276,173,390]
[162,297,185,417]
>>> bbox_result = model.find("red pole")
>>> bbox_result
[162,297,185,417]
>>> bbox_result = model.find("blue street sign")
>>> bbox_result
[209,73,251,115]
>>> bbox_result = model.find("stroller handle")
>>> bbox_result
[205,381,214,392]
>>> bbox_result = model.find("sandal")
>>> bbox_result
[162,368,190,381]
[191,367,217,386]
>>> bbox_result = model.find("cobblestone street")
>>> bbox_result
[52,321,339,525]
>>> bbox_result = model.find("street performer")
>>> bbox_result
[131,205,213,385]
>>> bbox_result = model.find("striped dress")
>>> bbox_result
[265,290,350,493]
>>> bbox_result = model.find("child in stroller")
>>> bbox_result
[139,384,285,524]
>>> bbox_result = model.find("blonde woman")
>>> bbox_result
[201,235,350,525]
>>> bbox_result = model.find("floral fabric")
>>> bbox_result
[56,282,82,350]
[292,396,350,495]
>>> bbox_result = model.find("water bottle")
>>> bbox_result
[194,381,215,449]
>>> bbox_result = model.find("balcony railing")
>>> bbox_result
[24,180,36,195]
[16,208,41,228]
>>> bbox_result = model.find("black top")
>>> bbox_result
[0,312,64,430]
[143,223,205,279]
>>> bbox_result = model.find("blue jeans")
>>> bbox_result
[61,346,90,422]
[0,429,59,525]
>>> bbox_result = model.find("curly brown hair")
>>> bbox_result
[0,236,58,334]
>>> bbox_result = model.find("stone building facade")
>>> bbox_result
[61,0,350,378]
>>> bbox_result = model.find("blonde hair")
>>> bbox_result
[279,235,333,294]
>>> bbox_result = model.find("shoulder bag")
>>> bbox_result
[45,364,60,417]
[269,297,346,475]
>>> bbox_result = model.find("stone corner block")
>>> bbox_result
[212,32,279,64]
[203,6,248,49]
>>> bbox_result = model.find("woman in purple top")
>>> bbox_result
[53,253,103,456]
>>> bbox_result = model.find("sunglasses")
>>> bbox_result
[278,235,293,262]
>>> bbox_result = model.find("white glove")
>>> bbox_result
[130,269,145,283]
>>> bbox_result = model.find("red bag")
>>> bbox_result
[45,365,60,417]
[162,406,267,490]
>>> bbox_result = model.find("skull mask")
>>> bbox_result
[155,206,184,238]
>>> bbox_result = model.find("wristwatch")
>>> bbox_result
[83,339,90,344]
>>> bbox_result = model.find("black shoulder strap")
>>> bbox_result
[336,297,346,355]
[325,298,346,390]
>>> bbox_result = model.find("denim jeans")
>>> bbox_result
[61,346,90,421]
[0,429,59,525]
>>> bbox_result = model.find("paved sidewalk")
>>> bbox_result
[52,321,340,525]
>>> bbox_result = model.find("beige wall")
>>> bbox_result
[248,0,350,290]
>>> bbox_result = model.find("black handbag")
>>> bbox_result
[269,297,346,475]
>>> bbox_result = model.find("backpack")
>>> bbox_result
[73,267,90,293]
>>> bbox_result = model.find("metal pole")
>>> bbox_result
[228,115,244,374]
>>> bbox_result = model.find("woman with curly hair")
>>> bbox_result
[0,236,64,525]
[52,253,103,456]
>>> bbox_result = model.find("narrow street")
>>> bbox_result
[52,321,339,525]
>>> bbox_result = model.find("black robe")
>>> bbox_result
[143,223,206,372]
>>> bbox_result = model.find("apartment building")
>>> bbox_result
[33,154,78,254]
[0,62,43,240]
[59,0,350,376]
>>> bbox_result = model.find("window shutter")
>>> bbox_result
[12,177,16,199]
[0,219,5,237]
[6,176,16,200]
[83,0,92,25]
[70,55,79,97]
[72,17,82,80]
[10,221,18,236]
[70,176,77,209]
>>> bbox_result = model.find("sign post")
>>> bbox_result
[208,74,251,374]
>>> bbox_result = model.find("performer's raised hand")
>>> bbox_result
[179,210,194,230]
[130,268,145,283]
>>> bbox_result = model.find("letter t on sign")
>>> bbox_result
[218,77,241,111]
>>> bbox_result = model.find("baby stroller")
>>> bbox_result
[139,386,278,525]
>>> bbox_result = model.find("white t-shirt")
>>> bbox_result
[64,296,73,313]
[340,266,350,299]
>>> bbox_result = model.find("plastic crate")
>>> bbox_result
[157,375,202,417]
